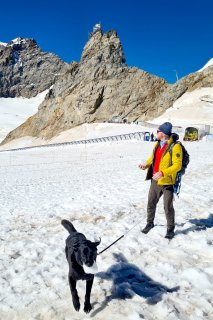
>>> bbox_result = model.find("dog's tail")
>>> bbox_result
[61,219,77,234]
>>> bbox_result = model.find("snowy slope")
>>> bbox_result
[150,87,213,126]
[198,58,213,72]
[0,140,212,320]
[0,41,7,46]
[1,87,213,150]
[0,90,48,143]
[0,82,213,149]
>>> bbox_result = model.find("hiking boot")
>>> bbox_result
[165,227,175,239]
[142,223,154,234]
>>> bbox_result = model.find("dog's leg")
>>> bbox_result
[84,276,94,313]
[65,246,68,261]
[68,275,80,312]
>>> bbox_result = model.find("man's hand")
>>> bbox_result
[138,163,147,170]
[153,172,163,181]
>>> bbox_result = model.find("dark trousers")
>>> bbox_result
[147,179,175,228]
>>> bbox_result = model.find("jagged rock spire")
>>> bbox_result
[81,26,126,66]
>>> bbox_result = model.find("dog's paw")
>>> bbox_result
[84,301,92,313]
[73,298,80,312]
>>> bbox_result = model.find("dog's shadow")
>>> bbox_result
[90,253,179,317]
[176,213,213,236]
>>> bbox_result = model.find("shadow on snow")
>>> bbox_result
[91,253,179,317]
[176,213,213,235]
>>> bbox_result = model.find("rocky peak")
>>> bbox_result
[1,28,169,144]
[81,27,126,66]
[2,26,213,146]
[52,27,127,98]
[0,37,68,98]
[7,37,36,47]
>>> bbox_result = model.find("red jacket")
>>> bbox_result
[153,143,167,175]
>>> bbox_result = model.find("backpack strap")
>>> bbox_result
[169,142,182,196]
[169,142,176,166]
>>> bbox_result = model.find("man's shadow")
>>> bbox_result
[176,213,213,236]
[91,253,179,317]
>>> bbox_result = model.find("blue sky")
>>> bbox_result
[1,0,213,83]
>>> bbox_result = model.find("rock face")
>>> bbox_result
[144,64,213,121]
[1,29,169,142]
[1,28,213,145]
[0,37,67,98]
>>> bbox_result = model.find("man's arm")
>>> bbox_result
[161,144,183,177]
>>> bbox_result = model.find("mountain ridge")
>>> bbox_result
[1,27,213,145]
[0,37,68,98]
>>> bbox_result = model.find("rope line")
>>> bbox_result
[98,217,145,255]
[0,132,145,153]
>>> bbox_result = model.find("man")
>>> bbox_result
[139,122,183,239]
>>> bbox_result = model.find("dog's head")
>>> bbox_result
[73,239,101,268]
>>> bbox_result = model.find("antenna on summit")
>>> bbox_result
[173,69,179,81]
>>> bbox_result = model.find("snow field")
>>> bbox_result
[0,140,212,319]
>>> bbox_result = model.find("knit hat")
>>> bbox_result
[158,122,172,136]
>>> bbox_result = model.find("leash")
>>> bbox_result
[98,218,144,255]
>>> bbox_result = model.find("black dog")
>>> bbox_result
[61,219,101,313]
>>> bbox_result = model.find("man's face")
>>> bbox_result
[157,130,167,140]
[157,130,163,139]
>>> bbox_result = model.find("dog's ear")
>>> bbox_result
[93,238,101,247]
